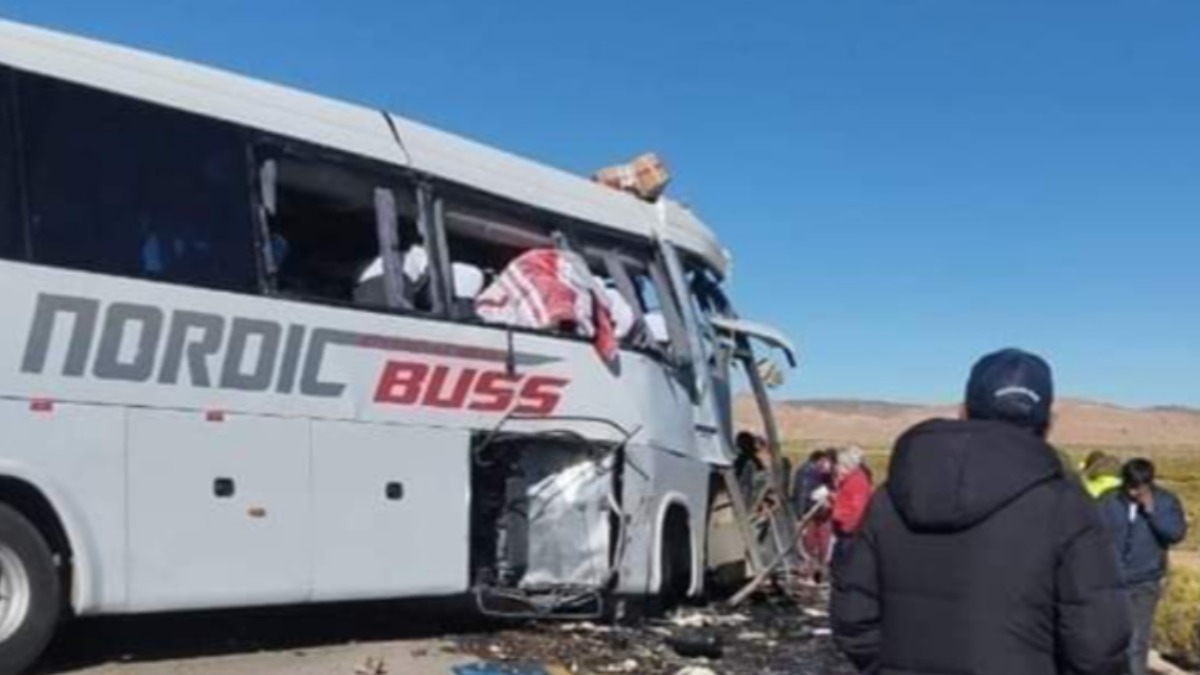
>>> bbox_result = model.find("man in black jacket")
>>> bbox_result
[1100,458,1187,675]
[831,348,1131,675]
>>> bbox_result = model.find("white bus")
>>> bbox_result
[0,18,796,674]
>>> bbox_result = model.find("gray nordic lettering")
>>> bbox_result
[275,324,306,394]
[93,303,163,382]
[21,294,101,377]
[219,318,282,391]
[158,311,225,387]
[301,328,355,398]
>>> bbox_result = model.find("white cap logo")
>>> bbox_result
[994,385,1042,404]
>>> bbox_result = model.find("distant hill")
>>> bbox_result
[1148,405,1200,415]
[736,397,1200,448]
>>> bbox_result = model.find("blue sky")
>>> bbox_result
[5,1,1197,406]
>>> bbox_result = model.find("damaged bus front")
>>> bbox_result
[465,204,799,619]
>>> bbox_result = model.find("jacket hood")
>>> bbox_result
[887,419,1064,532]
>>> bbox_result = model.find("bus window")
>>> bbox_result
[594,269,639,346]
[441,197,555,321]
[631,257,699,388]
[634,273,671,346]
[0,68,23,261]
[18,72,258,292]
[260,155,422,310]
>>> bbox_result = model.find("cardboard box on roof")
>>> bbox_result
[593,153,671,201]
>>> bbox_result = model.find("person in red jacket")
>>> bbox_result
[831,445,873,568]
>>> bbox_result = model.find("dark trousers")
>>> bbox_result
[830,532,856,576]
[1128,580,1162,675]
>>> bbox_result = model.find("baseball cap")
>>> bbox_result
[965,348,1054,433]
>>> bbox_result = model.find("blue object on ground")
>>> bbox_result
[453,663,550,675]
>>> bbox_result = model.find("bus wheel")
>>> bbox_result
[0,504,61,675]
[657,507,692,612]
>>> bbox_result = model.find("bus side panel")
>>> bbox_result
[617,445,710,598]
[0,400,126,614]
[497,329,697,446]
[311,421,469,601]
[126,409,311,612]
[0,261,714,611]
[0,261,702,460]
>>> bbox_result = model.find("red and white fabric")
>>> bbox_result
[476,249,617,362]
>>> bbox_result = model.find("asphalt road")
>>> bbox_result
[34,599,484,675]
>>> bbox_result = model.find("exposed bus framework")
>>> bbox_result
[0,17,797,674]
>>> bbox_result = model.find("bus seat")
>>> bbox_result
[353,276,386,306]
[355,246,429,308]
[452,262,484,318]
[644,311,670,344]
[604,287,635,339]
[403,245,429,282]
[358,257,383,283]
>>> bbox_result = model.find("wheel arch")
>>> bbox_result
[0,465,96,616]
[650,491,702,597]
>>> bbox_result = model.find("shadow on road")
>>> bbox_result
[35,597,495,673]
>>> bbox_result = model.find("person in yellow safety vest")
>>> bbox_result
[1080,450,1123,499]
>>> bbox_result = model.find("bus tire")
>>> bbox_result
[0,503,61,675]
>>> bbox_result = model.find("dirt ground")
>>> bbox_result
[36,590,1191,675]
[33,592,851,675]
[35,599,479,675]
[44,639,465,675]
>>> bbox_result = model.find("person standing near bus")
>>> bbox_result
[1099,458,1188,675]
[794,449,836,578]
[1081,451,1123,499]
[831,349,1131,675]
[793,448,836,517]
[829,445,872,568]
[734,431,767,509]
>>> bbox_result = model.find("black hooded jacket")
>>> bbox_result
[831,419,1131,675]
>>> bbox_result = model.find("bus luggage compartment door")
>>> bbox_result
[126,409,311,612]
[311,421,469,601]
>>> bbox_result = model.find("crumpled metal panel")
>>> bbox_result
[518,452,613,589]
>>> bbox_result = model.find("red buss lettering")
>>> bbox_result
[373,360,569,415]
[423,366,478,409]
[514,376,569,416]
[374,361,429,405]
[469,371,519,412]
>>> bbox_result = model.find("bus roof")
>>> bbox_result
[0,18,731,277]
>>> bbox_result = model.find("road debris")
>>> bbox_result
[666,632,723,659]
[454,664,565,675]
[557,622,610,634]
[668,612,710,629]
[668,610,751,629]
[354,655,387,675]
[456,586,854,675]
[673,668,718,675]
[595,658,640,673]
